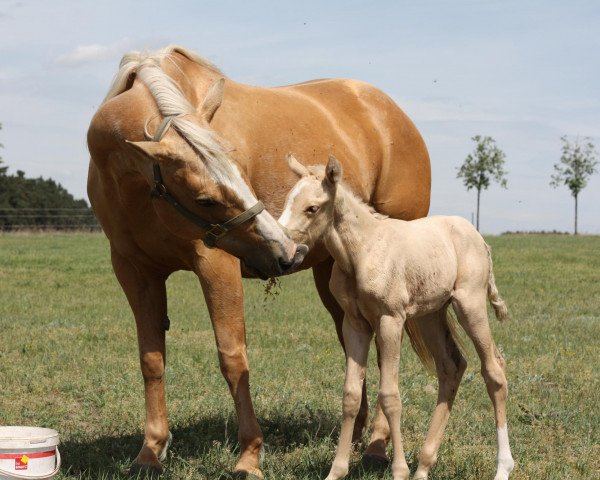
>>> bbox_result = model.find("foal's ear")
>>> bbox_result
[325,155,342,185]
[200,77,225,123]
[287,153,310,177]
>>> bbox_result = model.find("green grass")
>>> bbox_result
[0,233,598,479]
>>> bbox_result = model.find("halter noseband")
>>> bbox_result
[146,115,265,248]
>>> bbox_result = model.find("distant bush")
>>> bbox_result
[501,230,571,235]
[0,170,98,231]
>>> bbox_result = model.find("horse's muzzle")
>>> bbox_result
[278,244,308,274]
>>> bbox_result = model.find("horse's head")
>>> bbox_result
[126,78,307,278]
[279,154,342,250]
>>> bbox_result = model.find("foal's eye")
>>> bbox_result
[195,197,218,207]
[305,205,319,214]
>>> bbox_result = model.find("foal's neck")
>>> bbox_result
[324,185,379,275]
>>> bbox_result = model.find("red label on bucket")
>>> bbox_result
[15,455,29,470]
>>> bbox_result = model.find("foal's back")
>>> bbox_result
[357,215,489,316]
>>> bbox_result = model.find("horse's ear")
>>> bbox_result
[287,153,310,177]
[325,155,342,185]
[126,140,165,160]
[200,77,225,123]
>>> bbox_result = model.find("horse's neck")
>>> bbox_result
[324,186,378,275]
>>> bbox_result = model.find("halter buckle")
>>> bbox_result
[204,224,228,248]
[151,182,168,198]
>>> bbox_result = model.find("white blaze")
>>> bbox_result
[279,178,310,227]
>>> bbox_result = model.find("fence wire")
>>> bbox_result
[0,208,100,231]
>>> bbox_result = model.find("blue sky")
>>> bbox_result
[1,0,599,233]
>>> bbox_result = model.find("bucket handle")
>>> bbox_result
[0,447,61,480]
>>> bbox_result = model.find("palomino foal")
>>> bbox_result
[279,155,514,480]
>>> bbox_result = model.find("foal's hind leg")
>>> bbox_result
[452,291,514,480]
[413,308,467,480]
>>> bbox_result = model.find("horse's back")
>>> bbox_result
[216,77,430,222]
[283,78,431,222]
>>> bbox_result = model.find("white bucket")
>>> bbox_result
[0,427,60,480]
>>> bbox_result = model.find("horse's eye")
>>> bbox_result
[195,197,218,207]
[305,205,319,214]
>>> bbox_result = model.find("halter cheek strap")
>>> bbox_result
[146,115,265,248]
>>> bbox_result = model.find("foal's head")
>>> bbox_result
[279,154,342,249]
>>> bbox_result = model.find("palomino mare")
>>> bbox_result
[87,45,431,477]
[279,155,514,480]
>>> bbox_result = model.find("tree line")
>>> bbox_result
[0,122,597,233]
[457,135,598,235]
[0,123,98,231]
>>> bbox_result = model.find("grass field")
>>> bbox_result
[0,233,598,479]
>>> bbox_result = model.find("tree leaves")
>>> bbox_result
[457,135,508,192]
[550,136,598,198]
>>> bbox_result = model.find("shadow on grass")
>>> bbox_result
[58,409,342,478]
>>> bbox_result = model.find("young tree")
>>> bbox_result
[550,136,598,235]
[457,135,508,231]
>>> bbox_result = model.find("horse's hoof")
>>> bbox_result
[361,453,389,471]
[234,473,263,480]
[220,472,263,480]
[128,462,163,478]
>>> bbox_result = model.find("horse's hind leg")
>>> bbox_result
[313,258,372,443]
[413,308,467,480]
[452,291,514,480]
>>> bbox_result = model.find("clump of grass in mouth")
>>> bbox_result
[263,277,282,302]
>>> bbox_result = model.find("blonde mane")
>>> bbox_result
[102,45,257,205]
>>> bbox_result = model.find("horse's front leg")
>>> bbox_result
[111,248,171,474]
[195,247,264,478]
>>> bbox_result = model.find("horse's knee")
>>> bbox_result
[378,389,401,415]
[140,351,165,381]
[418,442,438,470]
[342,385,363,418]
[218,348,249,387]
[482,364,508,395]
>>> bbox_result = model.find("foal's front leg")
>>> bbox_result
[377,314,410,480]
[326,316,373,480]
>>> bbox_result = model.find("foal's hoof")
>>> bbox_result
[361,453,390,471]
[128,463,163,478]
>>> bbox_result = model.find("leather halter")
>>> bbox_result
[147,115,265,248]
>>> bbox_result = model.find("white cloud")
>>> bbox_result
[55,38,133,66]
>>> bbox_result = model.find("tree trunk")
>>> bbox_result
[476,188,481,231]
[574,193,578,235]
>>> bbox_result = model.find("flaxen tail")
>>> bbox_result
[486,244,509,321]
[404,308,466,376]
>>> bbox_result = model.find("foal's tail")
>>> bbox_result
[404,309,466,376]
[404,244,507,374]
[486,243,509,321]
